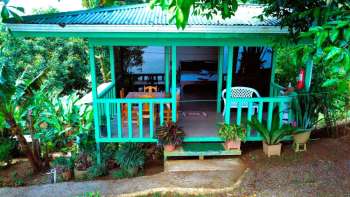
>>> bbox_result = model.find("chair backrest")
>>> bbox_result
[119,88,125,98]
[222,86,261,101]
[140,94,155,112]
[144,86,157,93]
[230,87,261,98]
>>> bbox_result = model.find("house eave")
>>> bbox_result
[6,24,289,38]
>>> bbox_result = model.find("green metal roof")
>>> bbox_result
[7,4,278,27]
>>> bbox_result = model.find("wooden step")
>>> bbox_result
[164,158,245,172]
[164,143,241,160]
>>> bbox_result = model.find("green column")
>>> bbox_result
[269,48,277,97]
[171,45,177,122]
[89,44,101,165]
[217,47,224,113]
[165,46,170,93]
[305,59,313,92]
[109,46,115,84]
[224,46,234,123]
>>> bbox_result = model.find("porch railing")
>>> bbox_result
[94,83,174,143]
[231,96,293,141]
[270,82,286,97]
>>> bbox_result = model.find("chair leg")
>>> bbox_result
[222,106,226,116]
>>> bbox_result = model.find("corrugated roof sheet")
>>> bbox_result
[7,4,279,27]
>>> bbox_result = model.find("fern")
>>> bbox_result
[248,112,294,145]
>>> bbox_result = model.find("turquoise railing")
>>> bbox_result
[231,96,293,141]
[270,82,286,97]
[95,84,174,143]
[94,83,293,142]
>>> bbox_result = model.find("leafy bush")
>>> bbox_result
[292,92,320,133]
[111,169,131,179]
[10,172,24,187]
[218,123,246,142]
[115,143,145,171]
[52,156,74,173]
[86,163,108,179]
[248,113,295,145]
[156,123,185,146]
[0,138,16,165]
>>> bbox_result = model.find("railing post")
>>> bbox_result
[109,46,115,84]
[224,46,234,123]
[269,48,277,97]
[217,47,224,113]
[171,45,177,122]
[165,46,170,94]
[89,43,101,165]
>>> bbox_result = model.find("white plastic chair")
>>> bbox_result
[222,87,261,116]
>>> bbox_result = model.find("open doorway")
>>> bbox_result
[177,46,220,137]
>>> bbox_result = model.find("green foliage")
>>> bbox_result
[0,0,24,21]
[112,169,132,179]
[217,123,246,142]
[0,29,90,97]
[76,191,101,197]
[52,156,74,172]
[86,163,108,179]
[115,143,145,171]
[0,137,15,165]
[151,0,240,29]
[10,172,24,187]
[248,113,295,145]
[156,122,185,146]
[291,92,320,132]
[274,46,300,87]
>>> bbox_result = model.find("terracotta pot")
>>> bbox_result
[126,167,139,176]
[74,169,88,180]
[61,170,73,181]
[225,140,241,150]
[293,131,311,144]
[164,144,176,152]
[263,141,281,157]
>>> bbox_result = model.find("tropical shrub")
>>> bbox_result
[52,157,74,173]
[0,138,16,166]
[217,123,246,142]
[115,143,145,173]
[248,113,295,145]
[291,92,320,133]
[86,163,108,179]
[155,123,185,146]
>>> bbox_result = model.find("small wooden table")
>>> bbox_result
[126,92,166,99]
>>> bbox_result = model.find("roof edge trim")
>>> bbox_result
[6,24,289,34]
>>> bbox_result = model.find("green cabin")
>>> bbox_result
[5,4,313,161]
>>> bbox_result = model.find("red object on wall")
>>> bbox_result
[296,68,305,90]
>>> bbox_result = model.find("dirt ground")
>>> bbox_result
[1,131,350,196]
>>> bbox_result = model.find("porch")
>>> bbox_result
[94,79,292,143]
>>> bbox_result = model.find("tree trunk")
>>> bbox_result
[8,115,43,173]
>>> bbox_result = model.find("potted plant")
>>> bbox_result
[156,122,185,152]
[218,123,246,150]
[115,143,145,177]
[291,92,319,144]
[52,156,74,181]
[248,113,294,157]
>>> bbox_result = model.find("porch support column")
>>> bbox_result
[171,45,177,122]
[269,48,277,96]
[217,47,224,113]
[109,46,116,98]
[165,46,170,93]
[89,44,101,165]
[109,46,115,84]
[224,46,234,123]
[305,59,313,92]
